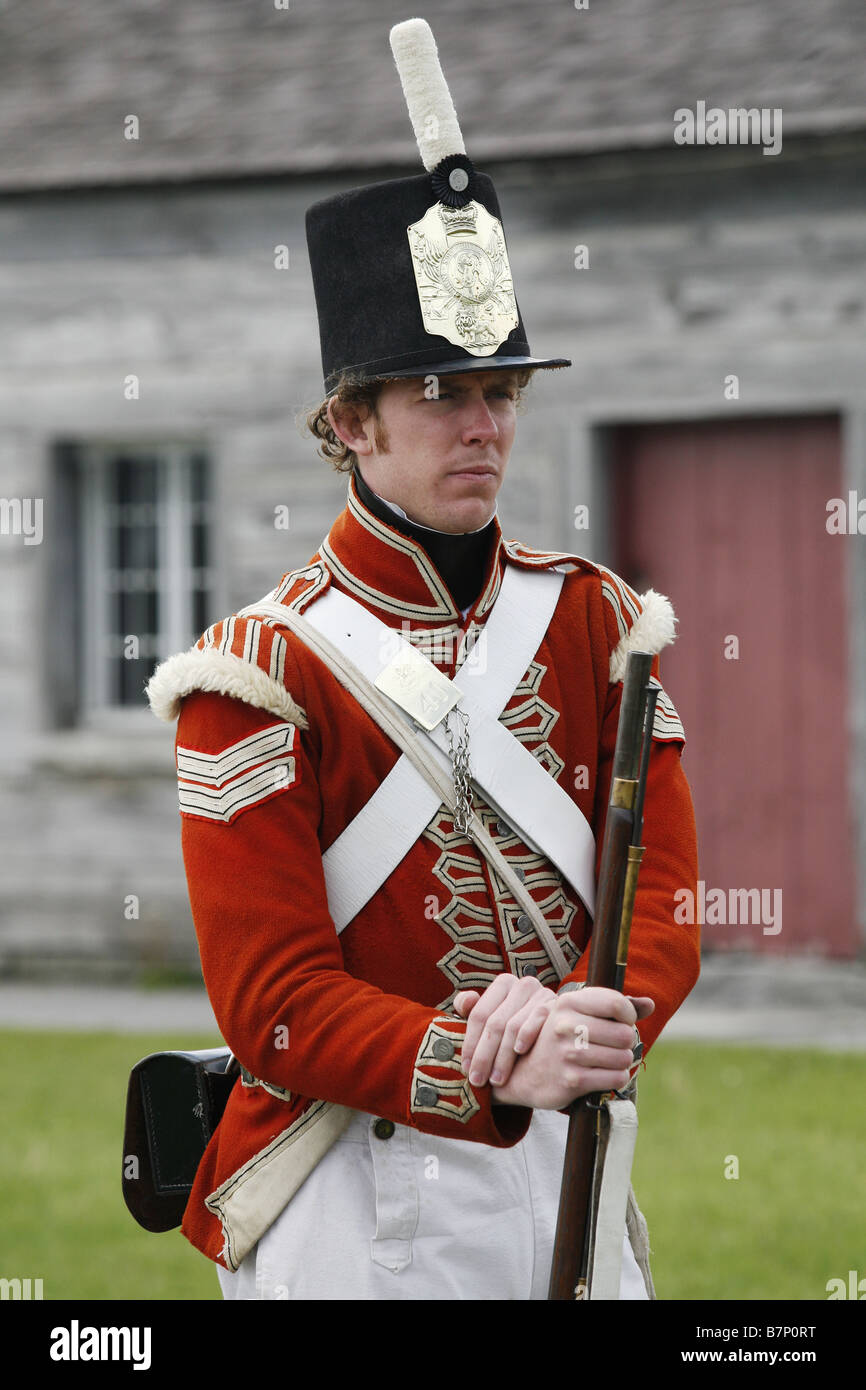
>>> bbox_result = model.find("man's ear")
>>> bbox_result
[327,397,374,455]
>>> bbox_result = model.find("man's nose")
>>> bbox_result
[459,396,499,443]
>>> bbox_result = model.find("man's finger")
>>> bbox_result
[552,1009,636,1050]
[568,1042,634,1069]
[452,990,481,1018]
[627,995,655,1020]
[512,1002,554,1055]
[556,987,640,1025]
[466,1011,516,1084]
[464,979,548,1083]
[572,1067,633,1099]
[489,1002,553,1083]
[460,975,521,1072]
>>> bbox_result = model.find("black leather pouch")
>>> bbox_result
[122,1047,239,1232]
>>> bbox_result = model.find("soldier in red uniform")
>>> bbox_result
[146,19,699,1299]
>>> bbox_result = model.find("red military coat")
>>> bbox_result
[147,471,700,1270]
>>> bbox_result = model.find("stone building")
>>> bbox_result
[0,0,864,975]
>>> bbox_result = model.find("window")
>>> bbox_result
[52,443,214,724]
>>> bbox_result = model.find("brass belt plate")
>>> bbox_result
[374,646,462,731]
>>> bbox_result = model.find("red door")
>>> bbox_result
[611,415,858,956]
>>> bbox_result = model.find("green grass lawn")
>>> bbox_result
[0,1028,220,1300]
[632,1041,866,1300]
[0,1028,862,1301]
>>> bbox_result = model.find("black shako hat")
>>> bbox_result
[306,18,572,397]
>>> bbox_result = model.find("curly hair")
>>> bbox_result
[299,368,537,474]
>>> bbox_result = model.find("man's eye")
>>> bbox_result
[421,389,514,401]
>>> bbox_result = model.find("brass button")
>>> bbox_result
[416,1084,439,1107]
[432,1037,455,1061]
[522,964,539,977]
[516,912,532,933]
[496,819,510,837]
[373,1118,395,1140]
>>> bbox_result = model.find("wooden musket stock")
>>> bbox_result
[547,650,657,1301]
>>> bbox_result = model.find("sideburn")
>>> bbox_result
[373,410,390,453]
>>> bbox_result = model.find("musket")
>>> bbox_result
[547,648,659,1301]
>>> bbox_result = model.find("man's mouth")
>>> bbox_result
[449,467,496,477]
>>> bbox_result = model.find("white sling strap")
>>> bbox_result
[239,564,596,932]
[588,1098,639,1300]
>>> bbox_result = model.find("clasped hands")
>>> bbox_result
[452,974,654,1111]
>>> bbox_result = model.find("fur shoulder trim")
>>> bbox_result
[608,587,678,684]
[144,559,328,726]
[600,572,684,740]
[146,614,310,728]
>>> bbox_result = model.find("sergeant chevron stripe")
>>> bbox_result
[648,676,685,742]
[177,722,300,823]
[177,723,297,787]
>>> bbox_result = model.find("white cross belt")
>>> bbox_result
[241,565,596,931]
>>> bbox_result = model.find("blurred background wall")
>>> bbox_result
[0,0,863,977]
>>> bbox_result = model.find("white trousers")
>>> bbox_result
[216,1107,649,1301]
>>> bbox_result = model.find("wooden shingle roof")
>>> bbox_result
[1,0,864,190]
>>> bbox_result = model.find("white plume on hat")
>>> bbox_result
[389,18,466,170]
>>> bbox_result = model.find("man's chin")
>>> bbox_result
[430,498,497,534]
